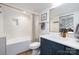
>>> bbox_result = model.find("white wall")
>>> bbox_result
[49,4,79,32]
[0,4,41,43]
[3,5,32,40]
[0,7,5,36]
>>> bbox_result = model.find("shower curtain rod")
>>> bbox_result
[0,3,39,15]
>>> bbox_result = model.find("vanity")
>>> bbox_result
[40,32,79,55]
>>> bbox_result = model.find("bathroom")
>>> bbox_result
[0,3,79,55]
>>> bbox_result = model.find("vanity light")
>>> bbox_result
[52,3,64,8]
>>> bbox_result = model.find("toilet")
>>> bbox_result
[29,42,40,55]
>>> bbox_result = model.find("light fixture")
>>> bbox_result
[52,3,64,8]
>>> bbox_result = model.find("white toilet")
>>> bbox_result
[30,42,40,55]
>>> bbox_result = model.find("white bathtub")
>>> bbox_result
[6,37,32,55]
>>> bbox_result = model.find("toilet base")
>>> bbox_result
[32,49,40,55]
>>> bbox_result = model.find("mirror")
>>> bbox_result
[59,14,74,32]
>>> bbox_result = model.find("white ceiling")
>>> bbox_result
[50,3,79,16]
[3,3,79,15]
[6,3,52,14]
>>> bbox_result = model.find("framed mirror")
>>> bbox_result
[59,14,74,32]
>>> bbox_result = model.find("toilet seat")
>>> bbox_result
[30,42,40,49]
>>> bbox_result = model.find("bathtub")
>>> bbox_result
[6,37,32,55]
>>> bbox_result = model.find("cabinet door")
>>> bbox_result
[45,46,53,55]
[40,38,53,55]
[76,50,79,55]
[45,38,53,55]
[0,37,6,55]
[40,38,46,55]
[51,41,65,55]
[64,46,77,55]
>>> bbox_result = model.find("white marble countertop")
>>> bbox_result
[40,32,79,50]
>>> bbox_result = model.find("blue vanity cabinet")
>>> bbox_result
[40,37,65,55]
[40,37,79,55]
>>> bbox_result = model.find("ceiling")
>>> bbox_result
[3,3,79,15]
[50,3,79,16]
[6,3,52,14]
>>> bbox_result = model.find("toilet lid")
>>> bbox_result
[30,42,40,49]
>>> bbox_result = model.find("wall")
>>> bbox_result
[2,4,41,42]
[2,5,32,40]
[0,6,5,36]
[49,4,79,32]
